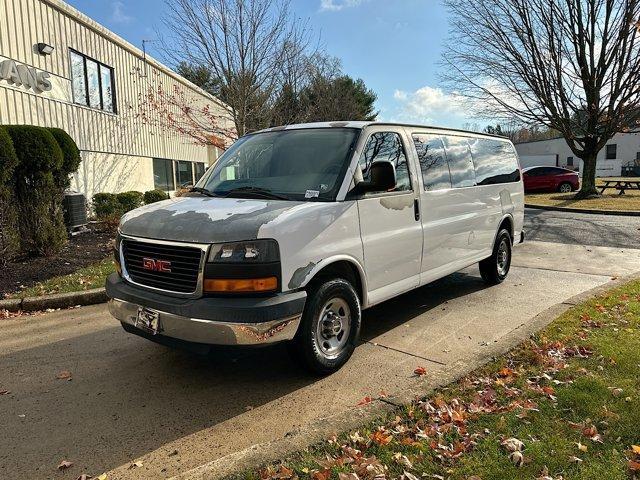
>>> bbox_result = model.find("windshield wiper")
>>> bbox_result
[189,186,217,197]
[218,186,291,201]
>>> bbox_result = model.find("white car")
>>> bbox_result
[107,122,525,374]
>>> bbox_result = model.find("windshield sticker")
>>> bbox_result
[305,190,320,198]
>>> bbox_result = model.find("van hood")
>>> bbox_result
[119,196,304,243]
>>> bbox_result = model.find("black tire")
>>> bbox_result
[290,278,361,375]
[558,182,573,193]
[479,229,512,285]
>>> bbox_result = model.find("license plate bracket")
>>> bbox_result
[135,307,161,335]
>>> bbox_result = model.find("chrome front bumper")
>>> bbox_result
[109,298,302,346]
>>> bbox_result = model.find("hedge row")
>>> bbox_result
[0,125,81,262]
[92,189,169,221]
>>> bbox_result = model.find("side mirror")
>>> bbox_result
[353,161,397,194]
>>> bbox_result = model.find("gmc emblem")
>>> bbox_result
[142,257,172,273]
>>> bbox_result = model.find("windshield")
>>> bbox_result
[196,128,360,201]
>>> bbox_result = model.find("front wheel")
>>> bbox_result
[290,278,361,375]
[479,229,512,285]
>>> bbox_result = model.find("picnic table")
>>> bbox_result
[599,179,640,195]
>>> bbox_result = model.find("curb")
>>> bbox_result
[0,287,107,313]
[525,203,640,216]
[173,271,640,480]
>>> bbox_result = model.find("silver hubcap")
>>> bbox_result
[560,184,571,193]
[315,297,351,359]
[497,239,510,276]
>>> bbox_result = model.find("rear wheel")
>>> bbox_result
[558,182,573,193]
[479,229,512,285]
[290,278,361,375]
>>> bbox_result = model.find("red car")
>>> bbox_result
[522,166,580,193]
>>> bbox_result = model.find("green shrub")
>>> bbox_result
[0,127,20,264]
[116,191,143,213]
[92,192,120,220]
[144,189,169,204]
[5,125,67,256]
[47,128,81,190]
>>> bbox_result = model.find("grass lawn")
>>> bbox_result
[246,279,640,480]
[526,178,640,211]
[9,258,115,298]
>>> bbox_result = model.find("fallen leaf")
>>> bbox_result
[76,475,92,480]
[356,396,372,406]
[338,473,360,480]
[312,469,331,480]
[96,475,108,480]
[128,461,143,469]
[577,442,588,452]
[632,445,640,455]
[502,437,525,452]
[629,460,640,472]
[56,370,72,381]
[509,451,524,466]
[392,452,413,469]
[0,389,10,395]
[58,460,74,471]
[569,456,583,464]
[371,429,393,445]
[414,366,427,376]
[402,472,420,480]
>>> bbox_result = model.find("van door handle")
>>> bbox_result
[414,199,420,221]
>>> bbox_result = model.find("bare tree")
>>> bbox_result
[442,0,640,197]
[162,0,312,137]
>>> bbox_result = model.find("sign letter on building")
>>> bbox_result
[0,59,52,93]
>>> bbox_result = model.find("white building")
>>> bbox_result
[0,0,234,198]
[515,132,640,177]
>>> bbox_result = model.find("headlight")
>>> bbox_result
[208,239,279,263]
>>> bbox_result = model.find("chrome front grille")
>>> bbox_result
[121,239,203,294]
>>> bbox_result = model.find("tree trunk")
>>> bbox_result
[576,151,599,198]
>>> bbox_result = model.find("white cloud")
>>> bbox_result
[320,0,366,12]
[111,1,133,23]
[388,85,472,126]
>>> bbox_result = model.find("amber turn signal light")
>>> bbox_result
[204,277,278,293]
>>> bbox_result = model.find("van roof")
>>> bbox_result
[254,121,509,140]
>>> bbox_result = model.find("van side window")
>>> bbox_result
[469,138,521,185]
[442,136,475,188]
[359,132,411,192]
[412,134,452,191]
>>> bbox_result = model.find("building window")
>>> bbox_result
[194,163,206,182]
[605,144,617,160]
[175,160,194,187]
[69,49,116,113]
[567,156,574,166]
[153,158,174,192]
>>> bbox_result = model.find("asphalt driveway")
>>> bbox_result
[2,236,639,479]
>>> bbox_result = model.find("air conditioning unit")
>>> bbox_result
[63,192,88,232]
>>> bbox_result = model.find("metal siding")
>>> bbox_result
[0,0,229,165]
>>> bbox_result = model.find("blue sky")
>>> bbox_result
[65,0,472,128]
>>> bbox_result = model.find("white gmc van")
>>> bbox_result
[106,122,524,374]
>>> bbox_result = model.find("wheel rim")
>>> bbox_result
[315,297,351,359]
[560,183,571,193]
[497,239,510,276]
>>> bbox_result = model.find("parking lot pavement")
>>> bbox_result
[1,241,639,480]
[524,207,640,248]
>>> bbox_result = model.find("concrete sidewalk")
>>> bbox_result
[0,241,638,480]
